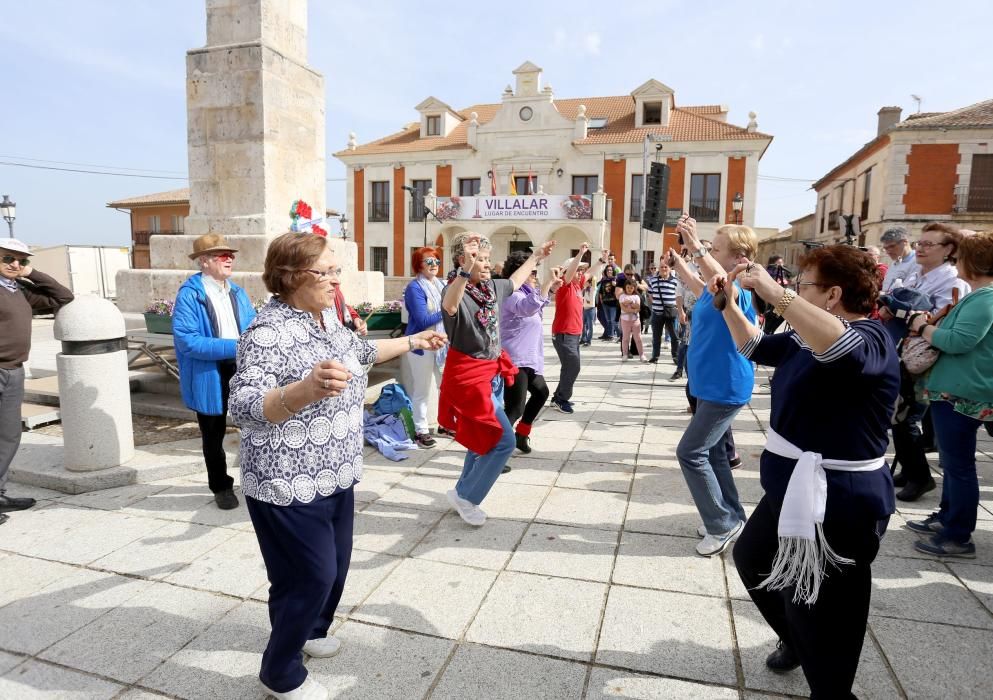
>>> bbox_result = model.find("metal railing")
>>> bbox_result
[409,201,426,222]
[955,183,993,213]
[132,230,183,245]
[368,202,390,222]
[688,199,720,223]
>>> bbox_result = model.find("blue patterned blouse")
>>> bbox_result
[229,297,378,506]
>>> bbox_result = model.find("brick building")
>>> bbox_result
[107,188,190,269]
[810,99,993,247]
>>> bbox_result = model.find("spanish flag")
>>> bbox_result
[509,167,518,196]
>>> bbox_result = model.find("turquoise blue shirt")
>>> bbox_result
[687,282,757,405]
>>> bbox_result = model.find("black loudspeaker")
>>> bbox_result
[641,162,670,233]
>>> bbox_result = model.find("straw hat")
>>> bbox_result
[189,233,238,260]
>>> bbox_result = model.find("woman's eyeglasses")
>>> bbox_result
[423,258,441,265]
[915,240,948,250]
[2,255,30,266]
[305,267,343,280]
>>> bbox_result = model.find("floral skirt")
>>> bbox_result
[922,389,993,422]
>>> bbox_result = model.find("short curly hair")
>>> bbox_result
[262,232,328,297]
[449,231,491,269]
[957,231,993,280]
[502,250,532,279]
[798,245,879,315]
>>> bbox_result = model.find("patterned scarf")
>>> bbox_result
[447,269,499,347]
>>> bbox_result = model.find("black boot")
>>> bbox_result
[766,640,800,674]
[0,494,37,512]
[515,433,532,454]
[896,478,937,502]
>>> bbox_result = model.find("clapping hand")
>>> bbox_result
[536,239,558,261]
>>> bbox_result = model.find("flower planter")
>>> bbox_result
[365,311,401,331]
[143,312,173,334]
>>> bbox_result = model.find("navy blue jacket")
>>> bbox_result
[173,273,257,415]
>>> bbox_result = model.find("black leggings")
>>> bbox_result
[503,366,549,429]
[733,495,885,699]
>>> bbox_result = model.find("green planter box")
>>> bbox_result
[365,311,401,331]
[143,312,173,334]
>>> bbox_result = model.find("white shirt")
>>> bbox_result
[202,275,239,340]
[881,251,917,293]
[903,262,971,312]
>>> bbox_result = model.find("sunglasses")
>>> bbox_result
[2,255,30,266]
[423,258,441,265]
[214,252,236,261]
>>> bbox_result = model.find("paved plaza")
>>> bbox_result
[1,328,992,699]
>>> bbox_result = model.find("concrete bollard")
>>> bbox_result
[53,295,135,471]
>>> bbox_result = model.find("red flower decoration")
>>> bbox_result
[311,225,328,238]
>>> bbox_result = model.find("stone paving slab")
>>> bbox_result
[1,335,991,698]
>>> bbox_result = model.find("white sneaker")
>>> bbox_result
[697,522,746,538]
[261,676,330,700]
[696,521,744,557]
[303,636,342,658]
[447,489,486,526]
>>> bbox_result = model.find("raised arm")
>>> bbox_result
[561,243,588,285]
[670,249,705,299]
[676,216,725,283]
[508,239,557,290]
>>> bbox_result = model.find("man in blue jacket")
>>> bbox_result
[173,233,257,509]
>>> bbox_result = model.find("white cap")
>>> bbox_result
[0,238,32,256]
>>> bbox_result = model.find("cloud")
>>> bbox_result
[583,32,602,55]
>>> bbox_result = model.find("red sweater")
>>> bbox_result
[438,348,518,454]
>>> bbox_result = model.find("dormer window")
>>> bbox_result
[426,115,441,137]
[643,102,663,125]
[588,117,608,129]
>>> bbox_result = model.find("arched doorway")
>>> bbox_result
[548,225,596,263]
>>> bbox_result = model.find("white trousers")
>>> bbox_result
[402,349,442,434]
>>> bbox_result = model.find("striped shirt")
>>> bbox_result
[646,273,678,311]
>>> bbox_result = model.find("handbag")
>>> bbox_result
[899,288,959,376]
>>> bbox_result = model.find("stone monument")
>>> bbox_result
[117,0,382,310]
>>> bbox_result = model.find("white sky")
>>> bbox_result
[2,0,991,247]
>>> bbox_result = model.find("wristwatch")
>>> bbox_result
[457,268,471,279]
[692,248,707,259]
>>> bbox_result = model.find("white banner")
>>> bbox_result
[434,195,592,221]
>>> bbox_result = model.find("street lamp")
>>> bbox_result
[732,192,743,225]
[339,215,349,240]
[1,195,15,238]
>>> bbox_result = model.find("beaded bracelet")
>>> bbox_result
[278,385,296,416]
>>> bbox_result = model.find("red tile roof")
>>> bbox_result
[107,188,190,208]
[335,96,770,157]
[892,99,993,131]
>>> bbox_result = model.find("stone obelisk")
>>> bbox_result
[116,0,382,309]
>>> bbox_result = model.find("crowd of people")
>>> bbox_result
[2,217,990,700]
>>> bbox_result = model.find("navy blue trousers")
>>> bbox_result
[246,488,354,693]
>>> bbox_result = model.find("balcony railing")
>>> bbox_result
[688,199,720,223]
[955,183,993,213]
[132,230,183,245]
[629,198,642,221]
[368,201,390,222]
[409,201,426,222]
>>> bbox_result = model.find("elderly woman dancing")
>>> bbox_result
[440,231,556,526]
[229,232,445,700]
[670,217,759,557]
[715,245,899,699]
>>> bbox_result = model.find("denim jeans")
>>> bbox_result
[602,305,619,338]
[456,377,516,506]
[676,398,747,534]
[931,399,983,543]
[581,307,596,343]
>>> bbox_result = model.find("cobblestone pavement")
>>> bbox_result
[2,330,991,699]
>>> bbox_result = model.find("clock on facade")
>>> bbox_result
[519,106,533,122]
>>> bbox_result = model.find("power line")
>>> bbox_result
[0,155,186,175]
[0,161,187,180]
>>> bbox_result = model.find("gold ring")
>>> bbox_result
[323,379,330,389]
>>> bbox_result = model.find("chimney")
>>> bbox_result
[877,106,902,136]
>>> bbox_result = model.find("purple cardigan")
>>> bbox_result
[500,283,549,374]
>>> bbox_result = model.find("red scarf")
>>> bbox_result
[438,348,518,455]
